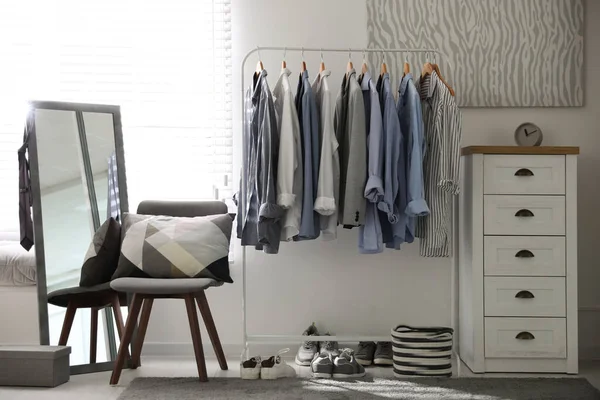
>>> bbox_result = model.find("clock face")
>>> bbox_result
[515,123,543,146]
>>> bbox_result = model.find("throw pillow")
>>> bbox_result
[79,217,122,287]
[112,213,233,283]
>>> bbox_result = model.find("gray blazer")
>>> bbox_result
[334,69,367,226]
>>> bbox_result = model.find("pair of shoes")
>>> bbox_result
[355,342,393,366]
[241,348,296,380]
[311,348,366,379]
[295,323,340,366]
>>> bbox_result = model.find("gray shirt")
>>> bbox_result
[237,69,284,254]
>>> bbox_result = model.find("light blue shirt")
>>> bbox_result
[358,72,384,254]
[397,74,430,243]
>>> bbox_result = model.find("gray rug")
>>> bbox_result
[119,377,600,400]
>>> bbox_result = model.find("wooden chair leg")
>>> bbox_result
[90,307,98,364]
[184,294,208,382]
[110,294,131,363]
[58,301,77,346]
[196,291,228,370]
[110,294,143,385]
[131,298,153,369]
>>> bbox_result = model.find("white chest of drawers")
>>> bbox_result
[458,146,579,374]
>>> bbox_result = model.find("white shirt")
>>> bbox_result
[273,68,303,240]
[312,69,340,240]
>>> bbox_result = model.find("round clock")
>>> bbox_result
[514,122,543,146]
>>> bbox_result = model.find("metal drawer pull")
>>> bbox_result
[515,209,534,217]
[514,168,534,177]
[515,290,535,299]
[515,331,535,340]
[515,250,535,258]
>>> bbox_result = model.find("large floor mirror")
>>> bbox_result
[27,101,129,374]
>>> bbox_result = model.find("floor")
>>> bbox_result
[2,357,600,400]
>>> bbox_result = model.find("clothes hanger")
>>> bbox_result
[431,52,455,96]
[346,49,354,76]
[361,49,368,75]
[380,51,388,77]
[282,47,287,69]
[421,51,433,78]
[319,48,326,73]
[255,46,264,74]
[403,53,410,77]
[301,47,306,73]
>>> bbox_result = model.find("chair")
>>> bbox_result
[48,281,128,364]
[109,200,229,385]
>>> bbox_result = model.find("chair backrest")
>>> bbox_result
[136,200,227,218]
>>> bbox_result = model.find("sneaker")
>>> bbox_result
[240,355,261,380]
[373,342,393,366]
[311,352,333,379]
[295,323,319,366]
[261,348,297,380]
[355,341,376,366]
[333,348,366,379]
[319,332,339,356]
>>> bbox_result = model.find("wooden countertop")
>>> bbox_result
[461,146,580,156]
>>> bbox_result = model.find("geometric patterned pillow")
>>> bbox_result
[111,213,233,283]
[79,217,121,287]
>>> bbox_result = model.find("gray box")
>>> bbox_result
[0,345,71,387]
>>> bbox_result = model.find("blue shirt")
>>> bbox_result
[398,73,430,243]
[358,72,384,254]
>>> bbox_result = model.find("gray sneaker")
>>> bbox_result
[373,342,393,366]
[295,323,319,366]
[311,352,333,379]
[355,341,376,366]
[333,348,366,378]
[319,332,339,356]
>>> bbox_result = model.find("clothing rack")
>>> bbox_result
[239,47,459,367]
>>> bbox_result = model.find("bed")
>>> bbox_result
[0,232,40,344]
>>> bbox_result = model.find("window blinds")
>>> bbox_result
[0,0,232,232]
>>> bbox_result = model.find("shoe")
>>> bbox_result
[319,332,339,356]
[332,348,366,379]
[373,342,393,366]
[311,352,333,379]
[261,348,297,379]
[355,341,376,366]
[295,323,319,366]
[240,355,261,380]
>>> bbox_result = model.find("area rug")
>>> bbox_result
[118,377,600,400]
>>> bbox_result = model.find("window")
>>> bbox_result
[0,0,232,232]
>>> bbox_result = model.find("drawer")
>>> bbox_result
[484,236,565,276]
[484,195,565,236]
[485,277,565,317]
[485,317,566,359]
[484,155,565,195]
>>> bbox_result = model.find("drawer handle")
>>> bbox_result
[514,168,534,177]
[515,331,535,340]
[515,250,535,258]
[515,290,535,299]
[515,209,535,217]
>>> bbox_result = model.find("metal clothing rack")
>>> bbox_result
[239,46,458,361]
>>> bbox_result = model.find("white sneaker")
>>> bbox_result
[260,348,297,380]
[240,355,261,380]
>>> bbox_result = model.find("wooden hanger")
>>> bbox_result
[421,52,434,78]
[380,52,388,77]
[255,46,264,74]
[361,50,368,75]
[282,47,287,69]
[319,49,326,73]
[301,47,306,72]
[346,49,354,75]
[432,62,455,96]
[403,55,410,77]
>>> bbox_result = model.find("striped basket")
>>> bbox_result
[391,325,454,378]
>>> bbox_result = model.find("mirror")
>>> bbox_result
[27,101,128,374]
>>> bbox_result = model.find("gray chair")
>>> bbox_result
[109,200,229,385]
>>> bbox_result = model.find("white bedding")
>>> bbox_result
[0,241,37,286]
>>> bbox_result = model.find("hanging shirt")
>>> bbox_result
[377,72,405,249]
[237,69,284,254]
[18,122,34,251]
[295,70,320,240]
[416,71,462,257]
[312,69,339,241]
[334,68,367,227]
[273,68,303,241]
[358,72,384,254]
[397,73,430,243]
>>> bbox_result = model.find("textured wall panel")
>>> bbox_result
[366,0,584,107]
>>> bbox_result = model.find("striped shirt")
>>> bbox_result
[416,72,462,257]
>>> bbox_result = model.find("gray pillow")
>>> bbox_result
[112,213,233,283]
[79,217,121,287]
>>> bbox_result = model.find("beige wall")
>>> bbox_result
[143,0,600,359]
